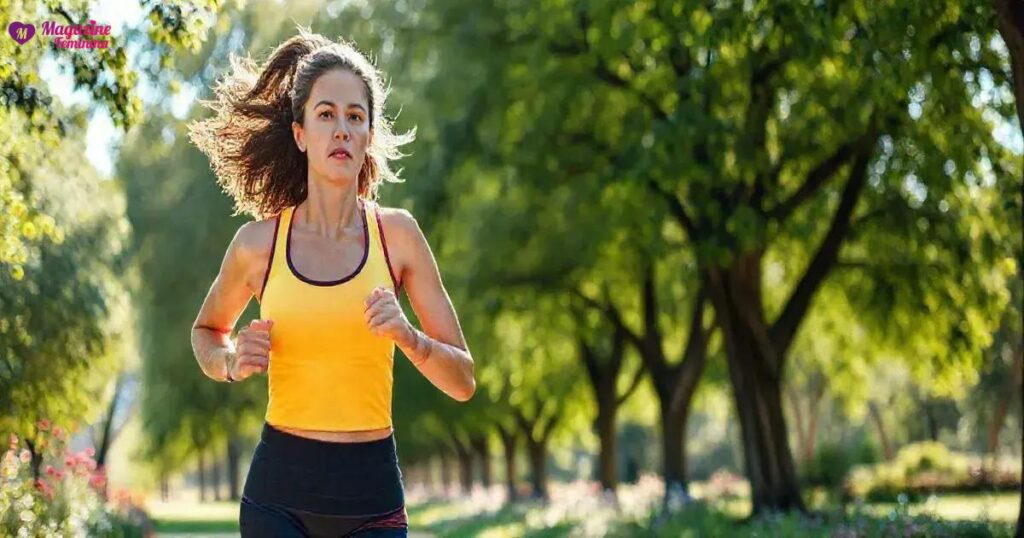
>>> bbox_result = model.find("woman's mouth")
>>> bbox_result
[329,148,352,161]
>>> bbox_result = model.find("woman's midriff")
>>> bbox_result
[273,424,394,443]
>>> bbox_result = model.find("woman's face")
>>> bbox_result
[292,68,373,186]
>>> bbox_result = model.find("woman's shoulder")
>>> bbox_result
[232,213,280,263]
[375,203,417,239]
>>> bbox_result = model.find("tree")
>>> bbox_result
[410,0,1018,513]
[0,137,132,479]
[992,2,1024,534]
[1,0,226,276]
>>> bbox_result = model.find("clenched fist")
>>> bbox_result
[228,319,273,381]
[364,287,413,346]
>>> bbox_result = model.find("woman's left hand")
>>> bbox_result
[364,287,414,345]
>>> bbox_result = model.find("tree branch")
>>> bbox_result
[770,127,880,356]
[549,8,670,121]
[639,263,664,361]
[570,286,644,350]
[669,286,713,413]
[764,133,870,223]
[646,177,698,238]
[615,363,646,407]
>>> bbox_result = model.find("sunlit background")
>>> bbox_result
[2,0,1022,536]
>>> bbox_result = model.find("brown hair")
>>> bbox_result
[187,26,415,219]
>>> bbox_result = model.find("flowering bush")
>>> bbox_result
[701,469,748,500]
[844,441,1022,503]
[1,420,152,537]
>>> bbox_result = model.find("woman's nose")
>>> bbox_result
[334,125,349,140]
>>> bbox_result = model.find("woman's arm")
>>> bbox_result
[381,209,475,402]
[191,222,267,381]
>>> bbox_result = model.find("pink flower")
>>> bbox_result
[19,449,31,463]
[88,471,106,490]
[45,465,56,476]
[35,478,54,499]
[37,419,50,431]
[52,426,64,439]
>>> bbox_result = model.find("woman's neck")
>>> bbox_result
[298,175,363,240]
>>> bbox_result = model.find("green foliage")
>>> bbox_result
[0,0,225,276]
[803,438,879,490]
[118,109,262,470]
[0,136,132,443]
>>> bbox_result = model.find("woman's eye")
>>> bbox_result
[319,110,333,119]
[349,114,362,122]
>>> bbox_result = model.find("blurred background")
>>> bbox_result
[1,0,1021,536]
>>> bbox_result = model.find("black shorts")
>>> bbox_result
[240,422,408,537]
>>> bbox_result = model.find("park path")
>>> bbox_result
[156,528,436,532]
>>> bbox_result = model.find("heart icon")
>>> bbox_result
[8,22,35,45]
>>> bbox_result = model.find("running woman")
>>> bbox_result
[186,27,476,537]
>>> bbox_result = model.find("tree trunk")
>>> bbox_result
[95,373,124,469]
[454,438,474,495]
[787,389,811,466]
[526,437,549,500]
[987,395,1012,471]
[198,450,207,503]
[160,472,169,502]
[497,424,518,502]
[992,2,1024,534]
[471,435,492,488]
[923,399,940,442]
[226,435,241,501]
[806,392,821,462]
[868,402,894,461]
[438,449,452,497]
[725,349,803,511]
[789,378,825,466]
[589,271,711,511]
[707,261,805,513]
[427,460,437,493]
[659,400,689,502]
[25,438,43,482]
[514,405,561,501]
[571,311,647,499]
[211,446,222,501]
[594,402,619,494]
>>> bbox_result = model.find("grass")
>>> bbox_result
[146,499,239,534]
[855,492,1019,523]
[144,489,1021,537]
[405,488,1020,538]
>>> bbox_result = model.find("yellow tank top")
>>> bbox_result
[258,199,402,432]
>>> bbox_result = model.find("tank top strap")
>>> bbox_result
[272,205,294,278]
[363,199,382,257]
[259,205,293,303]
[275,205,294,264]
[367,200,402,294]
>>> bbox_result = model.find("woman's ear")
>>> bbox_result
[292,121,306,153]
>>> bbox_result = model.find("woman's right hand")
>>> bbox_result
[230,319,274,380]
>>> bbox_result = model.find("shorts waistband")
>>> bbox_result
[260,422,397,464]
